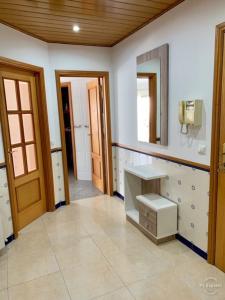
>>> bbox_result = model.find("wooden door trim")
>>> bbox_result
[0,56,55,237]
[61,82,77,179]
[55,70,113,204]
[208,22,225,264]
[137,73,157,143]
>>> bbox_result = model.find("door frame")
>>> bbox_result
[208,22,225,264]
[55,70,113,204]
[60,81,77,179]
[0,56,55,238]
[137,72,157,143]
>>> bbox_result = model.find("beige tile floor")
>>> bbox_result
[0,195,225,300]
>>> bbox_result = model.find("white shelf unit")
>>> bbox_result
[124,164,177,244]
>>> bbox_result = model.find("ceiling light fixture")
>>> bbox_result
[73,25,80,32]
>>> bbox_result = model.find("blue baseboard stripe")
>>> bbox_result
[5,233,15,245]
[176,233,207,260]
[55,200,66,209]
[113,191,124,200]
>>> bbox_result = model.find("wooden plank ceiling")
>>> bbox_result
[0,0,184,47]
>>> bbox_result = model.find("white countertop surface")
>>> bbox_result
[136,193,177,211]
[124,164,167,180]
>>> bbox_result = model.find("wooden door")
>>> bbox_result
[0,70,46,230]
[87,79,105,192]
[215,37,225,272]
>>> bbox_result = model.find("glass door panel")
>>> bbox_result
[12,147,25,177]
[19,81,31,110]
[22,114,34,142]
[3,79,18,111]
[26,144,37,172]
[3,78,38,177]
[8,114,22,145]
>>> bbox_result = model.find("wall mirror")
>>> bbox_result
[136,44,168,145]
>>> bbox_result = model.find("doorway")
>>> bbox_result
[0,57,55,237]
[61,82,77,179]
[56,72,113,203]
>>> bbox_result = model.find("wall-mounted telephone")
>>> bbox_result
[179,100,203,134]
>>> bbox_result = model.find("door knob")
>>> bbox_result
[8,149,17,155]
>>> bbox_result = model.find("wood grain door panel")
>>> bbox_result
[215,37,225,272]
[0,70,46,230]
[87,79,105,192]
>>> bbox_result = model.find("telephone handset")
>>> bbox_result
[179,100,202,134]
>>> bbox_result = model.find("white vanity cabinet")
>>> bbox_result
[124,165,177,244]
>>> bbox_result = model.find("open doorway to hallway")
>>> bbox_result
[60,77,105,201]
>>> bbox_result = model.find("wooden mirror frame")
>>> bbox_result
[137,44,169,146]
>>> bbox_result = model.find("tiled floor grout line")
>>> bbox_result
[7,270,60,290]
[6,216,62,292]
[89,234,136,300]
[87,210,173,299]
[89,286,133,300]
[3,196,225,299]
[43,217,73,300]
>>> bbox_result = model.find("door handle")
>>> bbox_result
[8,149,17,155]
[74,125,82,128]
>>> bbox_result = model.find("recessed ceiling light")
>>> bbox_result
[73,25,80,32]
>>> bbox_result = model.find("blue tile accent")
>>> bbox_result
[5,233,15,245]
[113,191,124,200]
[176,234,207,260]
[55,200,66,209]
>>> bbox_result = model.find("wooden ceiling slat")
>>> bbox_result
[70,0,169,10]
[0,13,140,31]
[20,26,124,38]
[1,19,131,35]
[0,14,136,31]
[33,0,163,15]
[35,34,116,43]
[0,0,161,18]
[17,24,128,36]
[0,4,150,24]
[112,0,184,45]
[0,12,135,29]
[23,29,123,40]
[0,0,184,46]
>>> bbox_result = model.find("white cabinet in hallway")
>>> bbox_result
[124,164,177,244]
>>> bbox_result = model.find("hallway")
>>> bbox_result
[1,195,225,300]
[69,173,103,201]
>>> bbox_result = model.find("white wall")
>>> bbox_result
[0,24,114,161]
[112,0,225,165]
[60,77,94,180]
[0,23,55,162]
[48,44,115,142]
